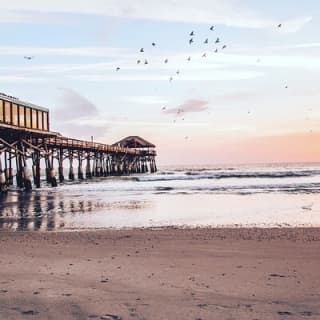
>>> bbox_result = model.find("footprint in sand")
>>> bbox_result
[100,315,122,320]
[21,310,39,315]
[278,311,293,315]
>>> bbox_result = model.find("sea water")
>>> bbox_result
[1,163,320,231]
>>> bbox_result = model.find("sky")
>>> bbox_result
[0,0,319,165]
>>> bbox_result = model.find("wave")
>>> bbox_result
[138,169,320,182]
[38,180,320,196]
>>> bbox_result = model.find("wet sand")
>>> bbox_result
[0,228,320,320]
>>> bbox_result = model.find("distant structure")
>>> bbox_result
[0,93,157,193]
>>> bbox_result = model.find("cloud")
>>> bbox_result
[0,46,129,57]
[51,88,109,139]
[0,0,312,31]
[277,16,312,33]
[164,99,209,115]
[54,88,98,121]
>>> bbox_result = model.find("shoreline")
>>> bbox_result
[1,227,320,319]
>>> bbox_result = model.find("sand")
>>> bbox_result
[0,227,320,320]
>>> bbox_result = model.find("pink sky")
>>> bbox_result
[157,131,320,165]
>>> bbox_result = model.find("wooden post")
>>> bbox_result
[86,153,92,179]
[68,150,75,181]
[58,147,64,183]
[0,156,8,193]
[33,150,41,188]
[78,151,84,180]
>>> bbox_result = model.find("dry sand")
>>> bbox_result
[0,228,320,320]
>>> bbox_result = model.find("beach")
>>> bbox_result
[1,227,320,320]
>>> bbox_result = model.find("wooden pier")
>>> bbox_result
[0,93,157,193]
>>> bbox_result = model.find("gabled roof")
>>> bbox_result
[113,136,155,148]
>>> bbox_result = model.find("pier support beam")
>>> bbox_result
[86,153,92,179]
[0,157,8,193]
[58,148,64,183]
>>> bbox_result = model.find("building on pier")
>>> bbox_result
[0,93,157,193]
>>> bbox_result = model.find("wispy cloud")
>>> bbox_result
[0,46,129,57]
[164,99,209,115]
[52,88,109,139]
[54,88,98,120]
[0,0,312,31]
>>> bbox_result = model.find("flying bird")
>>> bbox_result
[137,60,141,64]
[210,26,214,31]
[202,53,207,58]
[187,56,191,61]
[204,38,209,44]
[144,59,148,65]
[116,67,120,71]
[285,85,288,89]
[140,48,144,52]
[164,59,168,63]
[190,31,194,36]
[278,23,282,28]
[152,42,156,46]
[169,77,173,82]
[162,106,166,110]
[189,38,194,45]
[214,48,218,53]
[215,37,220,44]
[24,56,34,60]
[176,70,180,75]
[222,45,227,50]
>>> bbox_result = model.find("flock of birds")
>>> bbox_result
[114,25,228,79]
[22,22,287,140]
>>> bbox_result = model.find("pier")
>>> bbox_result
[0,93,157,193]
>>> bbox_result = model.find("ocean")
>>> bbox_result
[1,163,320,231]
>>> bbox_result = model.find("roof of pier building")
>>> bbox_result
[0,92,49,112]
[112,136,155,149]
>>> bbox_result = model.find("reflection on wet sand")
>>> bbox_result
[0,191,149,231]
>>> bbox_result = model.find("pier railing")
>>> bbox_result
[0,126,157,192]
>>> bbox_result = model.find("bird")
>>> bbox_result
[190,31,194,36]
[152,42,156,46]
[144,59,148,65]
[162,106,166,110]
[278,23,282,28]
[256,58,261,63]
[24,56,33,60]
[176,70,180,75]
[215,37,220,43]
[116,67,120,71]
[285,85,288,89]
[187,56,191,61]
[210,26,214,31]
[214,48,218,53]
[302,203,313,211]
[189,38,194,45]
[204,38,209,44]
[164,59,168,64]
[202,53,207,58]
[222,45,227,49]
[169,77,173,82]
[140,48,144,52]
[137,60,141,64]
